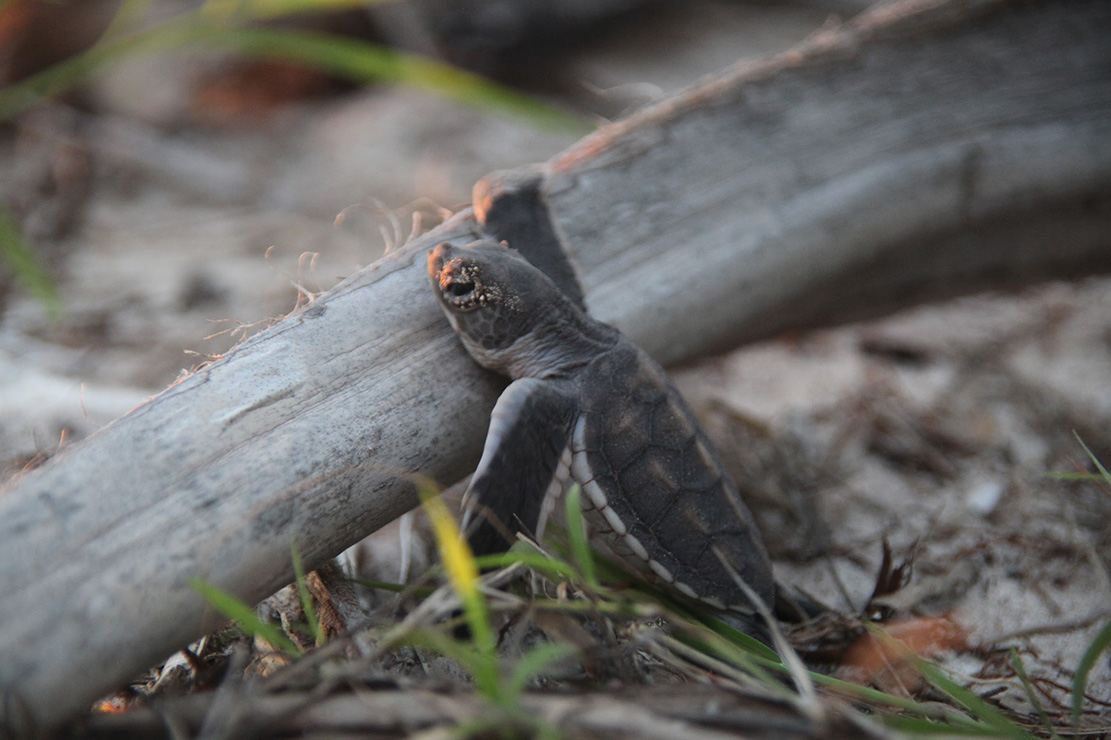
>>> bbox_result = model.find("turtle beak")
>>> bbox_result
[428,242,452,283]
[429,243,480,310]
[429,243,461,295]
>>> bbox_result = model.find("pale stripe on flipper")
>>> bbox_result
[536,446,573,542]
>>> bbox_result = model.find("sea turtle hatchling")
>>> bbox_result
[428,239,775,622]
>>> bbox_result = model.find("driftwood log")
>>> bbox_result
[2,0,1110,735]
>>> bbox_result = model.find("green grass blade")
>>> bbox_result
[1010,648,1059,739]
[1072,615,1111,726]
[1048,472,1105,482]
[1063,437,1111,726]
[0,210,62,317]
[564,484,599,589]
[190,577,302,656]
[0,16,207,120]
[202,0,389,21]
[882,715,1020,736]
[473,550,581,583]
[346,577,436,597]
[809,672,972,718]
[1073,432,1111,486]
[0,12,587,133]
[400,628,486,677]
[290,542,322,647]
[672,624,783,689]
[910,658,1033,740]
[506,642,575,699]
[697,613,781,663]
[104,0,159,37]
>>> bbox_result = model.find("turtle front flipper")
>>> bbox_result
[462,378,578,556]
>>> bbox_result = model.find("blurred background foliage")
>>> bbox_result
[0,0,589,312]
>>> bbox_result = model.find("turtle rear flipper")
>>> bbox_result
[461,378,578,556]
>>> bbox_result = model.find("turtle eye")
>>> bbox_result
[449,280,474,297]
[440,260,484,310]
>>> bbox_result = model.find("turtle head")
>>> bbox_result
[428,240,562,373]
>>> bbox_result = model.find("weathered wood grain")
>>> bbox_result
[0,213,503,738]
[540,0,1111,363]
[1,0,1109,735]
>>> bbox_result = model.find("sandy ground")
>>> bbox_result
[1,0,1108,731]
[677,280,1111,719]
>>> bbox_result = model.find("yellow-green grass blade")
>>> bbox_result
[421,486,501,700]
